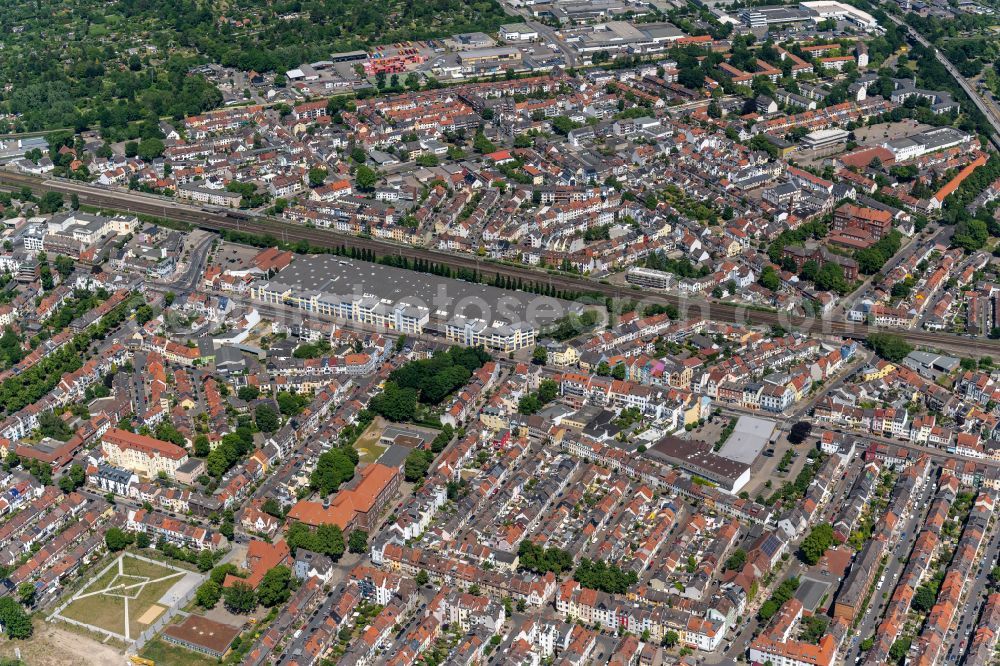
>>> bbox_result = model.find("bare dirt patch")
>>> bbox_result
[0,621,124,666]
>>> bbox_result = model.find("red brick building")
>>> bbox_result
[287,463,401,531]
[833,204,892,240]
[782,242,859,281]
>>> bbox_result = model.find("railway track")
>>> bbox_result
[4,169,1000,355]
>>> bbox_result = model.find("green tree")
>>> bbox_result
[404,449,434,483]
[37,191,64,214]
[355,165,378,190]
[105,527,132,552]
[799,615,829,643]
[415,570,429,586]
[867,333,913,362]
[724,548,747,572]
[814,262,847,294]
[788,421,812,444]
[193,434,211,458]
[210,563,238,586]
[531,346,548,365]
[308,167,328,187]
[197,550,215,572]
[16,582,34,607]
[573,558,638,594]
[52,254,72,278]
[195,580,222,609]
[889,637,912,664]
[473,131,496,154]
[238,385,260,401]
[257,566,292,608]
[758,577,800,621]
[349,530,368,554]
[137,138,165,161]
[276,391,309,417]
[759,265,781,291]
[518,394,542,415]
[262,498,284,518]
[206,447,232,478]
[39,410,73,441]
[223,581,257,614]
[431,425,454,453]
[518,541,573,575]
[799,524,834,565]
[0,597,32,639]
[134,305,155,325]
[58,463,85,493]
[799,259,819,282]
[310,449,356,495]
[255,403,279,432]
[912,584,937,613]
[368,383,417,421]
[316,523,346,560]
[953,218,989,253]
[538,379,558,404]
[550,115,582,136]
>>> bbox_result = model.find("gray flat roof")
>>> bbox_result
[377,444,411,469]
[380,425,430,445]
[795,576,832,612]
[646,435,751,484]
[267,254,577,327]
[717,415,778,465]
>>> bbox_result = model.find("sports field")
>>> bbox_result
[54,553,191,640]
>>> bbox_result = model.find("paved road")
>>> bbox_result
[950,519,1000,664]
[839,224,949,321]
[889,14,1000,148]
[6,173,1000,358]
[805,414,1000,469]
[499,2,578,67]
[161,232,214,293]
[845,473,936,663]
[707,456,861,663]
[154,235,214,295]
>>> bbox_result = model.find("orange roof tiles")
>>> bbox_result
[934,154,988,204]
[102,427,187,460]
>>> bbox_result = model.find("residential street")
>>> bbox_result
[844,474,937,663]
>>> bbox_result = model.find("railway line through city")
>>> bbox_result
[4,170,1000,357]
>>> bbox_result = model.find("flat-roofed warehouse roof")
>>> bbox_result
[640,22,686,41]
[717,415,778,465]
[800,0,877,27]
[500,22,536,33]
[913,126,970,151]
[263,254,577,328]
[751,6,814,22]
[457,47,522,62]
[645,435,751,494]
[803,128,849,142]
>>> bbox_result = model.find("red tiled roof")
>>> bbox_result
[102,427,187,460]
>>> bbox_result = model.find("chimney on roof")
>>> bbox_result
[322,496,330,509]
